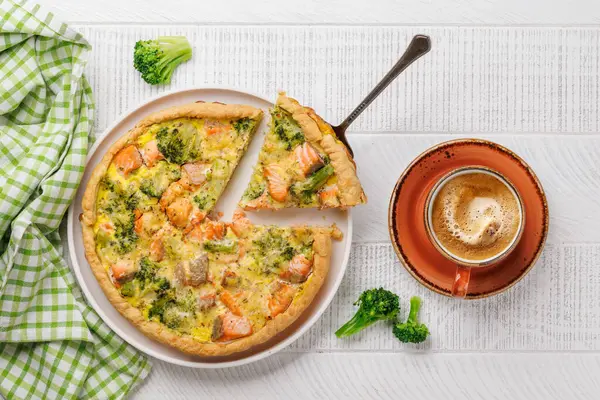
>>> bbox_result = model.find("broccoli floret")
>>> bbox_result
[162,290,196,329]
[148,291,176,322]
[136,257,159,282]
[281,246,295,261]
[164,159,183,179]
[133,36,192,85]
[113,214,138,254]
[274,125,304,151]
[156,122,202,165]
[193,192,216,212]
[233,117,255,133]
[162,307,182,329]
[291,164,334,200]
[242,179,265,201]
[335,288,400,338]
[177,289,198,313]
[140,161,181,198]
[98,179,139,215]
[140,180,160,198]
[253,229,290,255]
[134,257,171,295]
[98,182,139,254]
[123,192,139,211]
[154,277,171,294]
[156,126,183,163]
[251,229,296,273]
[203,239,237,253]
[271,107,305,150]
[148,288,195,330]
[120,281,137,297]
[393,296,429,343]
[105,187,138,213]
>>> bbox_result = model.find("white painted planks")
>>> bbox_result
[133,353,600,399]
[74,26,600,136]
[55,22,600,399]
[37,0,600,25]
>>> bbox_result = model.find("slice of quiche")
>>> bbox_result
[239,92,367,210]
[88,102,263,241]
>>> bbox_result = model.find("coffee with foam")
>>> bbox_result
[430,172,521,262]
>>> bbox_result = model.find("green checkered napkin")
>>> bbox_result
[0,1,151,399]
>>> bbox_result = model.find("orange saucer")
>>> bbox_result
[388,139,549,299]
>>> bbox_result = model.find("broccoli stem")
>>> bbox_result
[334,313,377,338]
[204,239,237,253]
[292,164,334,197]
[159,38,191,58]
[156,38,192,80]
[407,296,421,323]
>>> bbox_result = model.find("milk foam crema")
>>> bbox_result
[430,172,521,262]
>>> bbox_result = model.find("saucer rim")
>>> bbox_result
[387,138,549,299]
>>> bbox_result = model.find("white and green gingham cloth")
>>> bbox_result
[0,1,151,399]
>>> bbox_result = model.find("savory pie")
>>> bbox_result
[239,92,367,210]
[81,101,342,356]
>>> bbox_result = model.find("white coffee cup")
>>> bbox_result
[424,166,525,297]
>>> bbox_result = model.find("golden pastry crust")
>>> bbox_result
[81,102,338,356]
[276,92,367,207]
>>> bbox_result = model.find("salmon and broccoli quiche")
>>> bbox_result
[239,92,367,210]
[81,101,342,356]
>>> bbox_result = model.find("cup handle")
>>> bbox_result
[452,265,471,298]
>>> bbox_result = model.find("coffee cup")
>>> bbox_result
[424,166,525,298]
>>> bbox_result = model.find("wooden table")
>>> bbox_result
[41,0,600,398]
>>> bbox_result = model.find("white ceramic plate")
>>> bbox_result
[67,87,352,368]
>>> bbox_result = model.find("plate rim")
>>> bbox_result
[67,85,353,368]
